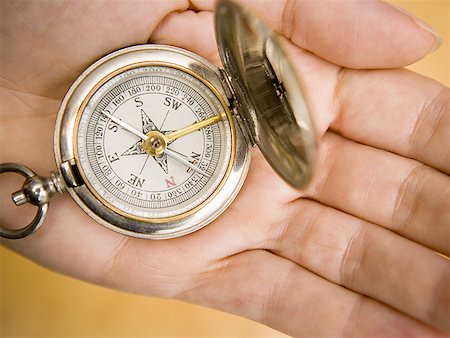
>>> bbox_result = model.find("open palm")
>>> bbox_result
[1,1,449,336]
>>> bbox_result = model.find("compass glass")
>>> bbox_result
[75,65,233,221]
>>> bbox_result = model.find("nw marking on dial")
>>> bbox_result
[186,151,201,174]
[121,108,169,174]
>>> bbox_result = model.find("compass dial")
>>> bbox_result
[75,65,234,221]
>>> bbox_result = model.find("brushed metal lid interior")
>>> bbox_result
[215,0,317,189]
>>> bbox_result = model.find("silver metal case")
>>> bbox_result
[54,45,251,239]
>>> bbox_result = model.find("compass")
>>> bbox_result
[0,0,316,239]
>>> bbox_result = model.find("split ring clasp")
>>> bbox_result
[0,163,64,239]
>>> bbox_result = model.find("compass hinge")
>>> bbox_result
[218,68,257,147]
[270,74,286,98]
[60,159,83,188]
[218,68,235,102]
[264,58,287,100]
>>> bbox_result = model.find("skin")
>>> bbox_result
[1,0,449,336]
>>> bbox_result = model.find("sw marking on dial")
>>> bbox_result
[76,65,232,220]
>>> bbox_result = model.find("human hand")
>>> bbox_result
[1,1,448,336]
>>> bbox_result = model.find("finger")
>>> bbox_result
[0,0,188,99]
[190,0,441,68]
[178,250,443,337]
[307,132,450,256]
[333,68,450,174]
[150,10,220,65]
[261,199,450,333]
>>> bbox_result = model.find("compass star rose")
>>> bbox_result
[121,109,169,174]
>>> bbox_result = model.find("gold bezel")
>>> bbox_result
[73,62,236,224]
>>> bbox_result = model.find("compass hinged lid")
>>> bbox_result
[215,0,317,189]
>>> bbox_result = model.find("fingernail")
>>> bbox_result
[415,20,443,52]
[389,3,443,53]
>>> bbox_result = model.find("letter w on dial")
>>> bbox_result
[121,109,169,173]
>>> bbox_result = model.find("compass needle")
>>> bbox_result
[101,110,148,140]
[164,113,226,143]
[164,148,210,177]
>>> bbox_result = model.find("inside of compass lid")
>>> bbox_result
[215,0,317,189]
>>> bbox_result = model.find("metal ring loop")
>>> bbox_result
[0,163,48,239]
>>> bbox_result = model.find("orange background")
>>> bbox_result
[1,1,449,337]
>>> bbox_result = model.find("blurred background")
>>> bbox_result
[1,1,449,337]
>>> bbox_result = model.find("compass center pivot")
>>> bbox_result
[142,131,167,156]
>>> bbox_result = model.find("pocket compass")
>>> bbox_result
[0,0,316,239]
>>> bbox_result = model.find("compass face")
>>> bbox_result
[75,65,233,221]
